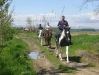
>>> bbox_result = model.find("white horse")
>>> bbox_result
[55,27,72,62]
[38,30,43,46]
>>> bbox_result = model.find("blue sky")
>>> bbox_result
[11,0,99,29]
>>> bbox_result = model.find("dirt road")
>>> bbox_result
[21,37,67,75]
[19,35,99,75]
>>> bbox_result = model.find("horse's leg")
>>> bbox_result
[47,38,49,47]
[49,38,51,48]
[39,37,41,44]
[45,38,47,45]
[66,46,69,62]
[50,39,51,48]
[59,46,62,61]
[46,38,48,46]
[41,37,42,46]
[55,43,58,57]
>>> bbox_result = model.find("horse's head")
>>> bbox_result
[64,27,71,42]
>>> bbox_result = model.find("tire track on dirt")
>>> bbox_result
[18,35,99,75]
[20,36,67,75]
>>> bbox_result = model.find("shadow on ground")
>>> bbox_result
[62,56,82,63]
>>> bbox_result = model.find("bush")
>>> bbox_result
[0,38,37,75]
[88,62,97,67]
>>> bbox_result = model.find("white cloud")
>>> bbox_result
[12,12,99,29]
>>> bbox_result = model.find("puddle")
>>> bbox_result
[29,51,45,60]
[29,52,39,60]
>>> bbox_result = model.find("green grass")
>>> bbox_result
[19,32,77,74]
[88,62,97,67]
[69,34,99,55]
[19,32,61,68]
[18,32,99,74]
[0,38,37,75]
[59,64,76,74]
[35,40,61,67]
[23,32,99,57]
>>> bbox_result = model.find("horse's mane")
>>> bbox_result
[59,28,71,47]
[45,29,52,37]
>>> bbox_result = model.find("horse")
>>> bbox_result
[55,27,72,62]
[44,29,52,48]
[38,30,43,46]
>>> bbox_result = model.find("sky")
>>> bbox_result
[10,0,99,29]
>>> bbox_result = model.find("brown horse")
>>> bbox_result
[44,29,52,48]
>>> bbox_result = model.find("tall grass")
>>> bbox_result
[68,34,99,56]
[0,38,37,75]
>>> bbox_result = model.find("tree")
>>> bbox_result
[0,0,13,50]
[42,15,47,28]
[26,17,32,32]
[81,0,99,14]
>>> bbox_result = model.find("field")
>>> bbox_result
[19,30,99,75]
[0,29,99,75]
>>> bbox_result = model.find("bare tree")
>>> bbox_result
[26,17,32,32]
[42,15,47,28]
[81,0,99,14]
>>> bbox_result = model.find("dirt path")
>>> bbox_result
[18,35,99,75]
[20,37,67,75]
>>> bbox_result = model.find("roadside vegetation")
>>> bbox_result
[66,34,99,56]
[0,38,37,75]
[0,1,37,74]
[20,30,99,67]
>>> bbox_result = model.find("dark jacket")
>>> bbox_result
[38,26,43,30]
[58,20,69,30]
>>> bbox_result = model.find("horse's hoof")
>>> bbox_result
[60,58,62,61]
[48,46,51,48]
[66,61,69,63]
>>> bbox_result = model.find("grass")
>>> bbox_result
[0,38,37,75]
[59,64,76,74]
[18,31,99,74]
[19,32,61,68]
[23,32,99,57]
[52,33,99,55]
[19,32,77,74]
[88,62,97,67]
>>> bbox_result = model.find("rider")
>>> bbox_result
[44,22,52,37]
[38,24,43,30]
[55,15,69,43]
[45,22,51,30]
[38,24,43,36]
